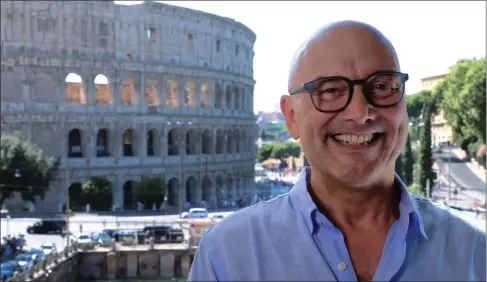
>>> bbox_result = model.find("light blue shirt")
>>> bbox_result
[189,169,486,281]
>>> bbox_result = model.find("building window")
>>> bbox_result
[216,40,221,52]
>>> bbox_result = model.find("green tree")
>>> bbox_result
[257,143,274,162]
[0,134,59,207]
[401,134,414,186]
[418,104,433,197]
[271,141,301,160]
[395,152,404,180]
[405,90,433,121]
[82,176,113,211]
[439,58,486,148]
[135,175,165,208]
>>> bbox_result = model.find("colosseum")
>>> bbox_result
[0,1,257,213]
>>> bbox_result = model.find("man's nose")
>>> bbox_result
[341,86,375,124]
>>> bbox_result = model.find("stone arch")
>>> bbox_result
[234,86,240,110]
[186,129,198,155]
[147,128,160,156]
[94,74,112,104]
[184,81,197,107]
[145,78,160,106]
[216,129,225,154]
[185,176,197,204]
[166,80,180,108]
[225,85,232,109]
[123,181,135,210]
[214,83,223,109]
[202,176,212,203]
[68,182,83,211]
[215,174,224,207]
[201,82,211,108]
[67,128,84,158]
[241,128,247,153]
[167,128,181,156]
[240,87,246,112]
[226,129,233,154]
[235,130,241,153]
[123,128,136,157]
[121,76,138,105]
[96,128,110,157]
[167,178,179,206]
[202,129,212,154]
[65,73,86,104]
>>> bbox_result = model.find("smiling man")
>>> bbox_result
[188,21,486,281]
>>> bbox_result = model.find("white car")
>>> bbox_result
[73,233,94,248]
[180,208,209,219]
[40,242,57,255]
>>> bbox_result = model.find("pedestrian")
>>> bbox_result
[189,21,486,281]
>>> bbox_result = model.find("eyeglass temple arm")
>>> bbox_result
[289,85,304,95]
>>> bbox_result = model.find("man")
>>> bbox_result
[189,21,486,281]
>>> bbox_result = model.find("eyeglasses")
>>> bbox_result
[289,70,409,113]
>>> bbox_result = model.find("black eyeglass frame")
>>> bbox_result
[289,70,409,113]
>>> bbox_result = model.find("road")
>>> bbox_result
[435,149,485,202]
[1,211,233,251]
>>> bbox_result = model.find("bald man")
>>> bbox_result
[189,21,486,281]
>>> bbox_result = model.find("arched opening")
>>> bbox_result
[68,129,83,158]
[167,178,179,206]
[241,129,247,153]
[216,175,224,207]
[68,183,83,211]
[202,130,212,154]
[202,176,212,203]
[145,78,160,106]
[123,129,135,156]
[201,82,211,108]
[184,81,197,107]
[225,85,232,109]
[166,80,180,108]
[123,181,135,210]
[96,129,110,157]
[226,173,233,201]
[186,129,198,155]
[185,176,197,204]
[94,74,112,104]
[214,83,223,109]
[65,73,86,104]
[121,76,137,105]
[235,130,241,153]
[216,129,225,154]
[187,33,194,46]
[147,129,157,156]
[167,129,181,156]
[226,129,233,154]
[240,87,246,111]
[234,86,240,110]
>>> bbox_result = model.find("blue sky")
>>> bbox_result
[116,1,486,113]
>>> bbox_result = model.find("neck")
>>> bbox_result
[308,167,400,231]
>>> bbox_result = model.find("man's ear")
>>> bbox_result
[280,95,300,140]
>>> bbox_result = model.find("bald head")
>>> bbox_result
[288,21,400,93]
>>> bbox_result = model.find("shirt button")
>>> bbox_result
[338,262,347,271]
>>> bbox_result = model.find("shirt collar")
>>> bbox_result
[288,168,428,240]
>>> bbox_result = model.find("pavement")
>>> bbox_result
[1,211,234,252]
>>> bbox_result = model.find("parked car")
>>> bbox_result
[180,208,209,219]
[26,220,66,234]
[143,225,185,243]
[91,232,114,247]
[1,261,20,281]
[14,254,35,270]
[73,233,94,249]
[40,242,57,255]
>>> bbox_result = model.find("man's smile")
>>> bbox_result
[330,133,385,146]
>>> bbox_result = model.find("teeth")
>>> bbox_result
[333,134,373,145]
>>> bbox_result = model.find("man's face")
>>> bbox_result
[282,25,409,187]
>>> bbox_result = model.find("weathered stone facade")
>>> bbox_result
[0,1,257,212]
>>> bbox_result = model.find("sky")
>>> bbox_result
[115,1,486,113]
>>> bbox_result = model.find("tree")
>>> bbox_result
[0,134,59,207]
[418,104,433,197]
[405,90,433,121]
[395,152,404,180]
[135,175,165,208]
[271,141,301,160]
[439,58,486,148]
[257,143,274,162]
[401,134,414,186]
[82,177,113,211]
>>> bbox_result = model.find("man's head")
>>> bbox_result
[281,21,409,188]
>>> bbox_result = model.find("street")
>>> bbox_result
[435,149,485,202]
[1,211,233,251]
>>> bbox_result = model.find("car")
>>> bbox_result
[143,225,185,243]
[26,220,66,234]
[180,208,209,219]
[40,242,57,255]
[91,232,114,247]
[14,254,35,270]
[73,233,94,248]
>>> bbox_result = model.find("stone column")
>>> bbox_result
[139,72,147,110]
[159,76,166,111]
[139,123,147,159]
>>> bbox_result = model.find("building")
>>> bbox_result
[0,1,257,212]
[420,72,452,146]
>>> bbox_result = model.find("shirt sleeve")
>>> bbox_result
[188,235,218,281]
